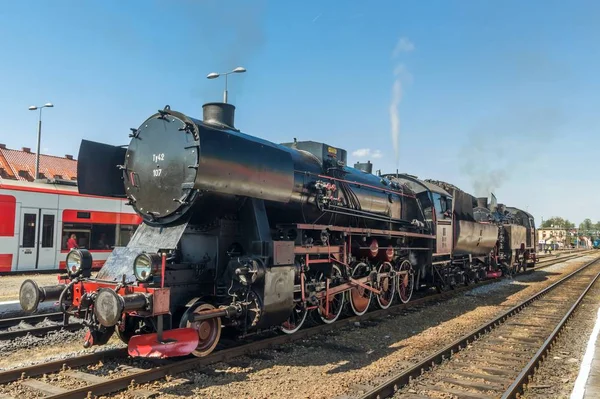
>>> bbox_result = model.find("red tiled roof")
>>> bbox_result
[0,147,77,182]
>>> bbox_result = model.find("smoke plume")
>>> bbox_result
[189,0,267,97]
[390,37,414,165]
[460,107,564,197]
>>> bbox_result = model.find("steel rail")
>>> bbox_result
[0,348,127,384]
[1,251,594,398]
[356,255,600,399]
[0,312,64,329]
[0,322,83,340]
[500,264,600,398]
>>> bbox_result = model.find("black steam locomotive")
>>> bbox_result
[19,101,535,358]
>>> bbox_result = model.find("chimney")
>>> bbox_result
[65,154,73,160]
[22,147,31,153]
[202,102,236,130]
[354,160,373,174]
[476,197,489,209]
[0,144,5,149]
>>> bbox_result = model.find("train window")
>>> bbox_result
[118,225,136,246]
[90,224,116,250]
[61,223,91,250]
[417,192,433,221]
[41,214,55,248]
[22,213,36,248]
[432,193,448,220]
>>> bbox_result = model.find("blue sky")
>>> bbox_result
[0,0,598,226]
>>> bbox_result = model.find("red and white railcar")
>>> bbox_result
[0,179,141,272]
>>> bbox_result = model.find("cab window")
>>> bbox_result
[432,193,450,221]
[417,192,433,221]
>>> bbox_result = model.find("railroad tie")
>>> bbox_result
[130,389,159,398]
[422,384,495,399]
[64,370,108,384]
[20,379,69,396]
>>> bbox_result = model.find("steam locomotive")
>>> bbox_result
[18,101,536,359]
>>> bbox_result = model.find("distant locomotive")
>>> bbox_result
[19,101,536,359]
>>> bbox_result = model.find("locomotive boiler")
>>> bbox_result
[19,102,432,358]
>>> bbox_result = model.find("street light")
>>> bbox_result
[28,103,54,180]
[206,67,246,103]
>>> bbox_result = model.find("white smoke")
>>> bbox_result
[390,37,414,165]
[392,37,415,57]
[389,74,402,163]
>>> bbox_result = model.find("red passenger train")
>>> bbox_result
[0,179,141,273]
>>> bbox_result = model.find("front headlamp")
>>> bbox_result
[66,249,93,278]
[134,253,161,282]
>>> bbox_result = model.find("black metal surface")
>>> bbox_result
[77,140,127,198]
[120,106,423,228]
[191,121,296,204]
[281,140,348,166]
[452,190,476,222]
[202,102,236,130]
[123,110,199,224]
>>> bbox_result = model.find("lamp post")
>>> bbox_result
[206,67,246,103]
[28,103,54,180]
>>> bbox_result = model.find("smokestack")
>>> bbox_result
[202,102,236,130]
[476,197,488,209]
[354,161,373,174]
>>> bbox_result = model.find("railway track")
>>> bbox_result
[0,251,594,399]
[356,255,600,399]
[0,312,82,340]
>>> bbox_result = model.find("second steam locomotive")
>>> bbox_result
[19,100,537,358]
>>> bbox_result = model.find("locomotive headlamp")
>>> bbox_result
[134,253,161,282]
[66,249,93,278]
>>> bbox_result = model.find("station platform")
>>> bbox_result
[571,307,600,398]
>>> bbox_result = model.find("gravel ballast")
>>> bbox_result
[112,255,599,399]
[0,255,595,399]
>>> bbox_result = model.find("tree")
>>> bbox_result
[579,218,594,231]
[541,217,575,229]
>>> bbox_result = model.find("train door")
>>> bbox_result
[37,209,57,269]
[433,193,453,255]
[16,208,57,270]
[17,207,38,270]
